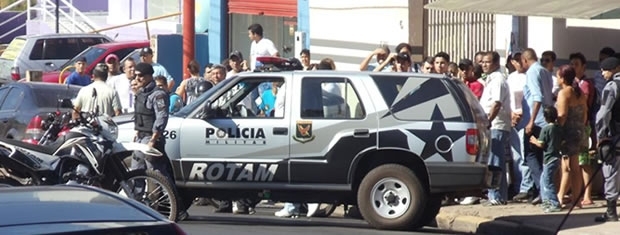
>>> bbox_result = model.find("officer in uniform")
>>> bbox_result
[132,62,188,220]
[595,57,620,222]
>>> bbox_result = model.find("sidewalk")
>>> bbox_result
[436,199,618,235]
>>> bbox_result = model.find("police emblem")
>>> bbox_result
[293,120,315,143]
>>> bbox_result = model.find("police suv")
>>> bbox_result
[116,57,497,231]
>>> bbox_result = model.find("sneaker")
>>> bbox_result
[512,192,529,201]
[306,203,319,217]
[531,196,542,205]
[275,208,299,218]
[460,196,481,205]
[483,199,507,206]
[539,200,550,209]
[544,206,562,213]
[177,210,189,221]
[232,201,249,214]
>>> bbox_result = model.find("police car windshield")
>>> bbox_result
[173,77,235,117]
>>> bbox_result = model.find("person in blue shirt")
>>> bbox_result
[258,81,280,117]
[64,57,91,86]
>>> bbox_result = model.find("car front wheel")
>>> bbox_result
[357,164,427,230]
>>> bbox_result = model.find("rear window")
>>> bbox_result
[0,38,26,60]
[29,38,84,60]
[60,46,108,71]
[33,86,80,108]
[371,75,464,121]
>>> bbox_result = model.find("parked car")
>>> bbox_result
[0,185,187,235]
[115,57,496,231]
[41,40,150,84]
[0,82,80,142]
[0,33,113,83]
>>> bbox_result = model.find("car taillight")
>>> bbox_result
[10,66,20,81]
[24,115,44,142]
[466,128,479,155]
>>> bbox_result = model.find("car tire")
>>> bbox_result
[357,164,426,230]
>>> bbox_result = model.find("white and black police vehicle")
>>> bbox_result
[116,57,498,231]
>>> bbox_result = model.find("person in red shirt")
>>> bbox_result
[458,59,484,99]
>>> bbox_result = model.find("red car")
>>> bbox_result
[42,40,149,84]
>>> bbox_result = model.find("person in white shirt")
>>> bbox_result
[248,23,279,71]
[107,58,136,113]
[74,63,122,118]
[480,51,512,205]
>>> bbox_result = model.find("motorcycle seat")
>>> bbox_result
[0,138,61,156]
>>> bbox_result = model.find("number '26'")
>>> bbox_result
[163,130,177,139]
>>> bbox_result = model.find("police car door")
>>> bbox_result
[179,75,290,184]
[288,74,377,185]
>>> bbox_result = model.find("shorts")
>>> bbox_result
[578,125,594,166]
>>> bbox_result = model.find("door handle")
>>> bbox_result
[273,127,288,135]
[353,129,370,138]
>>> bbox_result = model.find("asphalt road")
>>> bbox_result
[178,205,468,235]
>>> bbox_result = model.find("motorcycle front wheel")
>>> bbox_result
[113,169,179,222]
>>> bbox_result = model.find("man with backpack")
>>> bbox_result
[594,57,620,222]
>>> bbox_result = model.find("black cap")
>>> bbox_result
[134,62,154,76]
[396,52,410,62]
[229,50,243,60]
[601,57,620,71]
[458,59,473,70]
[139,47,154,56]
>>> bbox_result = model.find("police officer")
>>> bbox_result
[595,57,620,222]
[132,62,188,220]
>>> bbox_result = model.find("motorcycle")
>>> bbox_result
[0,97,181,221]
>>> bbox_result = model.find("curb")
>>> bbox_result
[435,212,556,235]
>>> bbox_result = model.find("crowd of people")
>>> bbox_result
[59,19,620,222]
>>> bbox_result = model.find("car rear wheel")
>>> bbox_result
[357,164,426,230]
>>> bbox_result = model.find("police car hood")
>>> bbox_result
[115,115,183,143]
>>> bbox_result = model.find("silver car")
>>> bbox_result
[0,33,112,82]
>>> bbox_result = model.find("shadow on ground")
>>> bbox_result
[182,214,469,234]
[477,212,603,235]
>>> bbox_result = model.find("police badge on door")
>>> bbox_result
[293,120,315,144]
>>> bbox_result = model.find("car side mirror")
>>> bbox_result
[59,98,73,109]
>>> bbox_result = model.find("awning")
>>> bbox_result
[424,0,620,19]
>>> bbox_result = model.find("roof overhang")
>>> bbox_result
[424,0,620,19]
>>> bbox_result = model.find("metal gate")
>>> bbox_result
[426,0,495,62]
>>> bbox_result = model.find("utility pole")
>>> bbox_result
[55,0,60,33]
[182,0,195,79]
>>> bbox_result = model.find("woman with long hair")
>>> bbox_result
[555,65,588,208]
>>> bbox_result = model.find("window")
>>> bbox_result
[29,39,44,60]
[31,38,83,60]
[0,88,10,106]
[300,77,365,119]
[0,88,23,111]
[210,77,284,118]
[60,47,108,71]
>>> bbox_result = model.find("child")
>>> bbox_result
[529,106,562,213]
[155,75,184,113]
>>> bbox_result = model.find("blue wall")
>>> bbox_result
[208,0,227,64]
[156,33,209,91]
[297,0,310,49]
[0,12,27,44]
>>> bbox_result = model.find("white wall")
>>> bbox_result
[309,0,409,71]
[524,17,620,77]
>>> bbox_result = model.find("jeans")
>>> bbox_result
[488,129,509,202]
[540,158,560,207]
[523,125,543,194]
[511,128,533,193]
